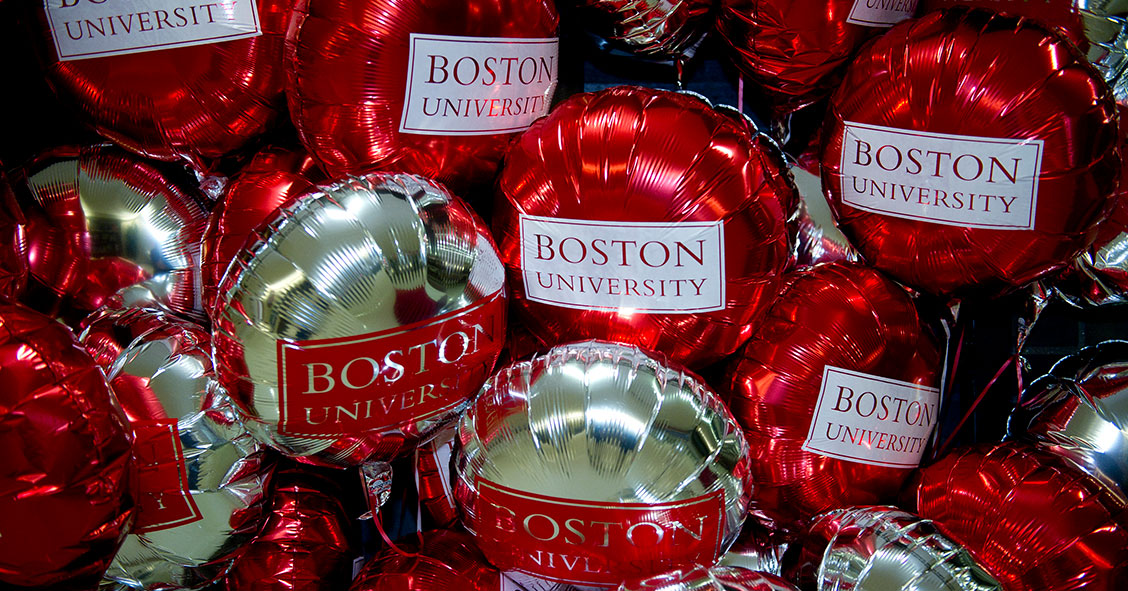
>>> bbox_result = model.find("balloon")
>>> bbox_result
[80,307,272,590]
[821,8,1121,298]
[494,86,798,369]
[907,442,1128,591]
[456,341,753,588]
[787,506,1002,591]
[350,529,499,591]
[1016,340,1128,493]
[0,168,28,301]
[34,0,290,168]
[721,262,942,537]
[201,146,322,313]
[285,0,559,191]
[919,0,1086,48]
[226,466,356,591]
[0,302,134,589]
[569,0,713,62]
[13,145,208,322]
[415,425,459,529]
[717,0,918,115]
[212,172,507,468]
[620,565,799,591]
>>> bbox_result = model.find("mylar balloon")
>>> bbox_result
[821,8,1121,297]
[570,0,713,63]
[213,172,506,468]
[1017,340,1128,492]
[0,169,28,301]
[226,466,356,591]
[620,565,799,591]
[34,0,290,167]
[201,146,322,313]
[788,506,1002,591]
[14,145,208,322]
[286,0,559,190]
[456,341,753,588]
[722,262,942,536]
[350,529,499,591]
[0,302,134,589]
[717,0,918,115]
[908,442,1128,591]
[495,86,798,369]
[80,307,272,590]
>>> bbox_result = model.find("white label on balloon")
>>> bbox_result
[400,34,559,136]
[846,0,919,27]
[44,0,262,61]
[839,121,1043,230]
[803,366,941,468]
[518,215,726,314]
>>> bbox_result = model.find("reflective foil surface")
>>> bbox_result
[213,172,507,467]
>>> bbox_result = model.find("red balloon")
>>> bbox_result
[908,442,1128,591]
[286,0,559,191]
[415,426,459,529]
[34,0,290,167]
[821,8,1121,298]
[717,0,918,115]
[494,86,798,369]
[350,530,500,591]
[226,467,356,591]
[201,147,322,314]
[0,169,28,302]
[721,262,942,536]
[919,0,1087,49]
[0,302,134,588]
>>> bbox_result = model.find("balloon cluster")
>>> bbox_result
[1,1,1126,590]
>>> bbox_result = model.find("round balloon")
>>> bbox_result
[13,145,208,322]
[494,86,798,369]
[717,0,919,115]
[213,172,507,468]
[350,529,499,591]
[0,302,134,589]
[286,0,559,191]
[821,8,1121,298]
[1017,340,1128,492]
[226,466,356,591]
[620,565,799,591]
[201,146,322,313]
[721,262,942,536]
[0,168,28,301]
[908,442,1128,591]
[787,506,1002,591]
[80,307,272,590]
[570,0,713,62]
[456,341,753,588]
[33,0,290,167]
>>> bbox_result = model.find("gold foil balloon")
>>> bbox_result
[456,341,753,589]
[213,172,507,468]
[80,307,272,590]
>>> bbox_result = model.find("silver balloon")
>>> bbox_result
[1018,340,1128,492]
[800,506,1002,591]
[573,0,713,62]
[619,565,798,591]
[456,341,752,590]
[212,172,506,468]
[80,307,271,590]
[1079,1,1128,103]
[17,145,207,321]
